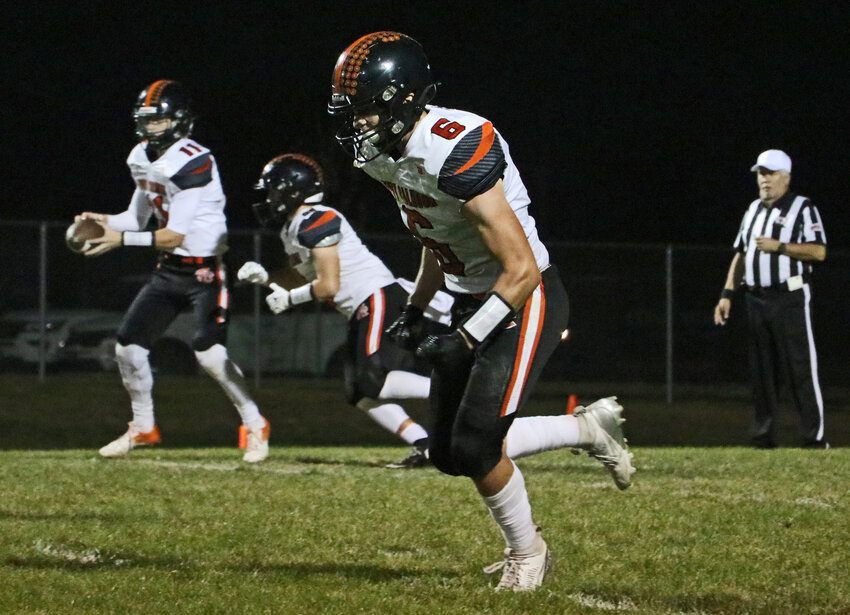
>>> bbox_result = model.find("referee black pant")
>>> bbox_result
[744,284,825,446]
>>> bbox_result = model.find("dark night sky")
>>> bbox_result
[5,2,849,246]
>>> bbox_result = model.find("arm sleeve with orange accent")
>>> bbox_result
[171,152,213,190]
[438,124,507,200]
[297,210,342,249]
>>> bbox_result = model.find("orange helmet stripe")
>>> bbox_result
[269,153,324,185]
[144,79,175,106]
[332,31,402,95]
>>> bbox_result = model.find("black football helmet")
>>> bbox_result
[133,80,195,148]
[252,154,325,226]
[328,31,437,163]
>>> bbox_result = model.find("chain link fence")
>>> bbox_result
[2,221,846,397]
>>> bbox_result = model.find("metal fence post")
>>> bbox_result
[38,221,48,382]
[252,231,262,389]
[665,244,673,403]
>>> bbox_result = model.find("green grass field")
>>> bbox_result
[1,374,849,614]
[2,447,848,614]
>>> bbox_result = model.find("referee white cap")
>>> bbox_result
[751,149,792,172]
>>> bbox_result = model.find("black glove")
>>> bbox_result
[415,331,475,372]
[386,304,426,351]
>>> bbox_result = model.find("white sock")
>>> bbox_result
[378,370,430,399]
[357,399,422,440]
[399,421,428,445]
[481,460,539,555]
[194,345,265,430]
[115,343,155,433]
[505,415,581,459]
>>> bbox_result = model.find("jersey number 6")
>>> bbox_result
[431,118,465,140]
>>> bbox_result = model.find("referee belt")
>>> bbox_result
[746,274,809,295]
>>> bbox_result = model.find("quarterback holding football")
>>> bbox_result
[75,80,270,463]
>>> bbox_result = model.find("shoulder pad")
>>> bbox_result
[171,150,214,190]
[438,121,506,200]
[297,208,342,249]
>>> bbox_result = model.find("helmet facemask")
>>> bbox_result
[330,82,435,163]
[134,106,193,149]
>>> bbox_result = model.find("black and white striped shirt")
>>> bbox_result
[733,191,827,288]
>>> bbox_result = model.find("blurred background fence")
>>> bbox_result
[2,220,847,401]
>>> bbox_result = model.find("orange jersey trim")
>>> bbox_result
[188,158,212,175]
[365,289,386,355]
[453,122,496,176]
[304,210,338,232]
[500,283,546,417]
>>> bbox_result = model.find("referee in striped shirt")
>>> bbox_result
[714,149,828,449]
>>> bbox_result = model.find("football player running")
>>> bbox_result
[239,153,437,467]
[76,80,270,463]
[239,154,607,469]
[328,32,635,591]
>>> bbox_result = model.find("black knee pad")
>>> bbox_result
[192,327,226,352]
[429,445,462,476]
[449,424,504,478]
[343,356,388,406]
[116,333,148,349]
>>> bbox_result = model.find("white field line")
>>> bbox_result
[34,539,128,566]
[643,483,842,511]
[567,591,711,615]
[135,459,320,475]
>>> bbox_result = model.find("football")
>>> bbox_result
[65,218,105,253]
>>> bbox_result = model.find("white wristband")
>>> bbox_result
[461,292,513,343]
[122,231,154,247]
[289,283,314,306]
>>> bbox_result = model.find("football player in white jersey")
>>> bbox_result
[239,153,435,467]
[238,154,608,470]
[74,80,270,463]
[328,33,635,591]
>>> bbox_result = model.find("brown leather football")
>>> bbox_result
[65,218,105,253]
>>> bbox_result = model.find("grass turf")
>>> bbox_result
[1,447,848,614]
[1,374,848,613]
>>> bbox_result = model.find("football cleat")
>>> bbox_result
[574,397,635,490]
[242,417,270,463]
[99,423,161,458]
[385,439,430,469]
[484,529,551,591]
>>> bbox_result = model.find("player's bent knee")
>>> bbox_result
[450,432,502,478]
[429,448,462,476]
[344,363,388,406]
[194,344,229,380]
[115,343,152,393]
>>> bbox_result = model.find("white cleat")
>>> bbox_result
[99,423,161,458]
[242,417,270,463]
[574,397,635,490]
[484,530,552,592]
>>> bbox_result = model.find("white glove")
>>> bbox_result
[265,283,292,314]
[237,261,269,285]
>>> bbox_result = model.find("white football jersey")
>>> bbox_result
[281,205,395,319]
[114,138,228,257]
[360,106,549,294]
